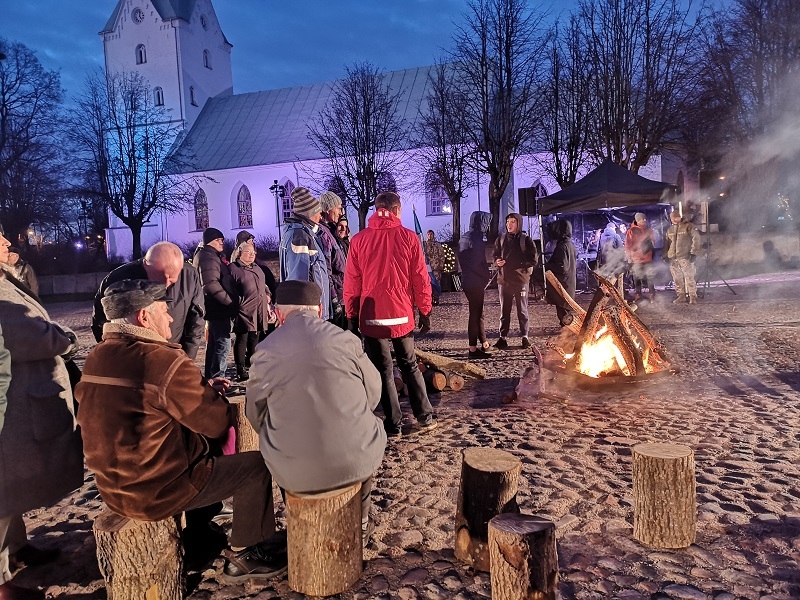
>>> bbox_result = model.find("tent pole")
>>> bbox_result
[537,211,546,298]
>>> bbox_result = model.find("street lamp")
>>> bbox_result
[269,179,286,240]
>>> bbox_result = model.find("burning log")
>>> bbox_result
[544,272,586,335]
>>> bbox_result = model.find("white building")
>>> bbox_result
[101,0,677,260]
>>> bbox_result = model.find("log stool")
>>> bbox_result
[229,397,260,453]
[93,509,183,600]
[632,442,696,548]
[488,513,559,600]
[285,483,363,596]
[455,447,522,571]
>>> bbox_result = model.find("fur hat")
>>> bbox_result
[101,279,171,320]
[202,227,225,244]
[319,191,342,213]
[290,187,322,217]
[275,280,322,306]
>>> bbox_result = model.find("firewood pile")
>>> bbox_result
[393,349,485,395]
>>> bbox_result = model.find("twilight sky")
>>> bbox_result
[1,0,577,102]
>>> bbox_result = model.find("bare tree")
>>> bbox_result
[539,18,593,188]
[0,38,66,245]
[68,70,198,259]
[577,0,705,172]
[308,62,408,229]
[450,0,550,240]
[414,62,476,239]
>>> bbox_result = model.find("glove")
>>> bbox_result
[418,312,431,336]
[689,255,696,264]
[347,317,361,337]
[61,330,79,361]
[333,298,343,318]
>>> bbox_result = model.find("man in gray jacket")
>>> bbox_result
[246,280,386,545]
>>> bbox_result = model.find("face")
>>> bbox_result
[144,256,183,288]
[336,222,349,239]
[426,231,435,242]
[144,301,173,339]
[506,218,519,234]
[239,245,256,265]
[327,206,343,222]
[207,237,224,252]
[671,213,681,224]
[7,252,19,266]
[0,234,10,264]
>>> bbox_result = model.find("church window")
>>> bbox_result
[135,44,147,65]
[282,181,295,222]
[200,14,208,30]
[190,86,198,106]
[203,50,212,70]
[154,87,164,106]
[425,174,451,216]
[237,185,253,228]
[194,189,209,231]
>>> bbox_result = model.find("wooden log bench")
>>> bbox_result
[285,482,363,596]
[488,513,559,600]
[632,442,696,548]
[455,447,522,571]
[93,509,183,600]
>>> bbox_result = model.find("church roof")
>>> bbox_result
[168,66,434,174]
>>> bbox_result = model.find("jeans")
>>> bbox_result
[182,452,277,549]
[204,319,232,379]
[463,286,487,347]
[498,284,529,338]
[363,335,433,432]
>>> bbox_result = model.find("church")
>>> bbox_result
[100,0,678,260]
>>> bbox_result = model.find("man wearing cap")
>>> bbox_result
[247,280,386,545]
[662,209,701,304]
[279,187,332,320]
[76,279,287,584]
[194,228,238,378]
[318,191,347,327]
[344,191,437,438]
[92,241,205,359]
[3,247,38,296]
[0,226,83,600]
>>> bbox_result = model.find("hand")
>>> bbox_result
[495,258,506,268]
[418,312,431,336]
[209,377,232,394]
[333,300,343,317]
[61,330,79,361]
[347,317,361,337]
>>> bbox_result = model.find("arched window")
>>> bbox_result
[282,180,295,222]
[203,49,212,69]
[424,173,451,216]
[153,86,164,106]
[135,44,147,65]
[532,181,548,198]
[194,189,209,231]
[237,185,253,228]
[190,86,198,106]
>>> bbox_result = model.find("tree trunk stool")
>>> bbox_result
[632,442,696,548]
[455,447,522,571]
[93,509,183,600]
[285,483,363,596]
[229,397,260,453]
[488,513,558,600]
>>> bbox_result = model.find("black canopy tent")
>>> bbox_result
[536,158,678,216]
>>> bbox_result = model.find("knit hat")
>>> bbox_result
[101,279,171,320]
[319,191,342,213]
[275,280,322,306]
[236,230,255,245]
[634,212,646,225]
[202,227,225,244]
[291,187,322,217]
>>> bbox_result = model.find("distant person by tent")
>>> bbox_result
[545,219,577,327]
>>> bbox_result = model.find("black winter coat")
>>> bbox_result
[545,220,577,305]
[458,211,492,290]
[92,260,206,359]
[192,245,238,321]
[229,260,270,333]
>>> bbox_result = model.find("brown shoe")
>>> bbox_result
[688,295,698,304]
[673,296,687,304]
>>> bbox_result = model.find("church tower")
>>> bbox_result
[100,0,233,131]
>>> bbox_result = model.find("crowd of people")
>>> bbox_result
[0,198,702,597]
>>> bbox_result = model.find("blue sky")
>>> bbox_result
[1,1,578,101]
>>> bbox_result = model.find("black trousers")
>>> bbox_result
[233,331,266,372]
[463,286,487,347]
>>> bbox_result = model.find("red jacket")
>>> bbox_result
[625,223,655,264]
[344,209,432,339]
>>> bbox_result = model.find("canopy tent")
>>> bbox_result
[536,158,678,216]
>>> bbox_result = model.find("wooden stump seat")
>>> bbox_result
[455,447,522,571]
[93,509,183,600]
[285,483,363,596]
[488,513,559,600]
[632,442,696,548]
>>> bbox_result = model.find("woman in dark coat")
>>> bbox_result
[228,241,271,381]
[545,219,577,327]
[458,211,493,358]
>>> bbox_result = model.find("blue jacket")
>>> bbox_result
[280,215,332,320]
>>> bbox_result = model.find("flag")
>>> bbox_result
[413,205,442,297]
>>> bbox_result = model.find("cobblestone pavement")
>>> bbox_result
[13,273,800,599]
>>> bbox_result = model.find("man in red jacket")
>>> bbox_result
[343,192,437,438]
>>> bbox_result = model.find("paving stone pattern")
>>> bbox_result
[13,273,800,599]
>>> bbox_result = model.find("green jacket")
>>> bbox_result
[662,220,701,260]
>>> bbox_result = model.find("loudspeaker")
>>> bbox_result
[517,187,538,216]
